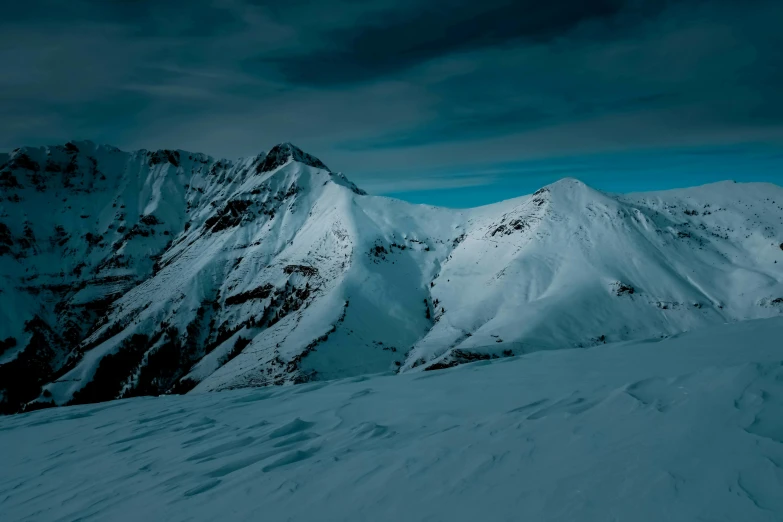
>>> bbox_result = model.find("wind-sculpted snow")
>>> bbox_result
[2,318,783,521]
[1,142,783,413]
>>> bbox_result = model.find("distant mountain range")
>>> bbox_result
[1,141,782,413]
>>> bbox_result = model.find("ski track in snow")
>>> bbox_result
[2,317,783,521]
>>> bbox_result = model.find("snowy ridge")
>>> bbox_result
[1,142,783,413]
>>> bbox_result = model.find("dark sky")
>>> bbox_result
[2,0,782,204]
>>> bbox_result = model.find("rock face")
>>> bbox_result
[1,142,783,413]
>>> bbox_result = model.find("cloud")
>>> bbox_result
[358,173,495,194]
[255,0,631,86]
[1,0,782,198]
[336,0,783,150]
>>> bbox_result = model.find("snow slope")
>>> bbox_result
[2,317,783,522]
[404,179,783,370]
[1,141,783,413]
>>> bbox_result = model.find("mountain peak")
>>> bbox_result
[256,142,330,174]
[536,177,609,206]
[543,177,587,191]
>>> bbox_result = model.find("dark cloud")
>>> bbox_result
[1,0,247,37]
[258,0,631,85]
[1,0,782,195]
[339,92,679,150]
[333,0,783,149]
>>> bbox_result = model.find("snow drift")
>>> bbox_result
[2,318,783,521]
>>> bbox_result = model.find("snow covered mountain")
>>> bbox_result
[1,141,782,413]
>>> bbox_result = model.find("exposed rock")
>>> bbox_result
[256,143,330,174]
[283,265,318,277]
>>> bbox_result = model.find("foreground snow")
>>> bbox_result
[3,317,783,521]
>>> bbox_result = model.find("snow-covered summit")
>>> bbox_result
[1,141,782,413]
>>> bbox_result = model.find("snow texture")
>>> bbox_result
[2,317,783,521]
[1,141,783,413]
